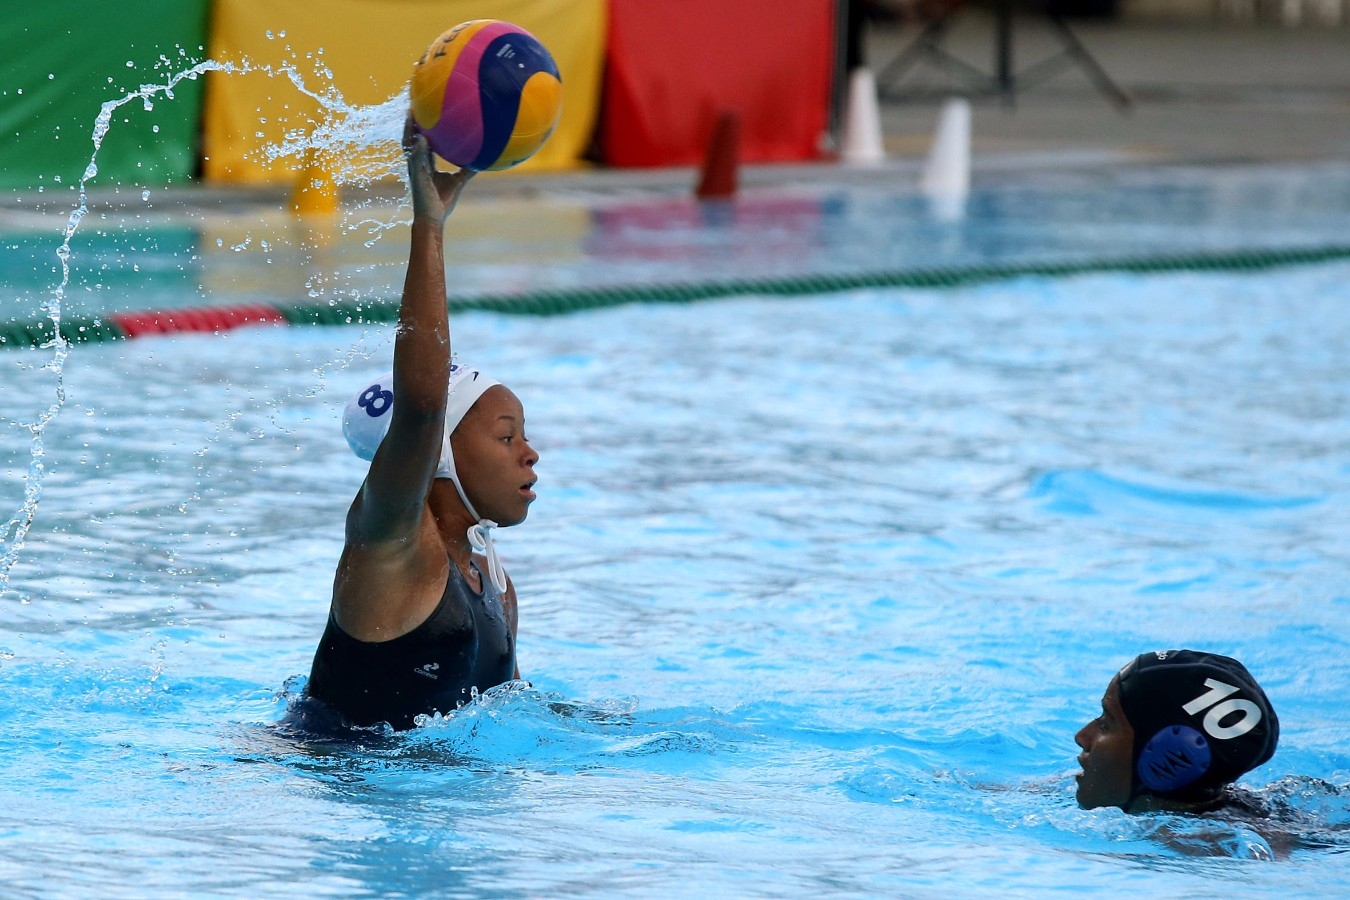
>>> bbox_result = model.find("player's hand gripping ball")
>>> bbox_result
[410,20,563,172]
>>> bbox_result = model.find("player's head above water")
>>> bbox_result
[1074,650,1278,812]
[342,364,538,527]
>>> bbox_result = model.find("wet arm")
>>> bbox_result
[349,133,474,544]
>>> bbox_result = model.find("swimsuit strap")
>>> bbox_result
[468,519,508,594]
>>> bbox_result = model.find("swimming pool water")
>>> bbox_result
[1,171,1349,896]
[6,161,1350,321]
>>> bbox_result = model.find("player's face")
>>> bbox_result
[1073,675,1136,810]
[451,385,539,526]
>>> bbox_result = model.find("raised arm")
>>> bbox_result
[348,123,474,545]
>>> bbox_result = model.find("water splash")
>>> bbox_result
[0,58,235,596]
[0,50,418,597]
[253,67,411,245]
[164,56,411,527]
[259,74,408,189]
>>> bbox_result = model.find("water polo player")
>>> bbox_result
[301,119,539,730]
[1074,650,1279,813]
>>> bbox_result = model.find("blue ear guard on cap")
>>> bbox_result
[1137,725,1212,793]
[1119,650,1278,800]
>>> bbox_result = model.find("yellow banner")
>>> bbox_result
[203,0,604,183]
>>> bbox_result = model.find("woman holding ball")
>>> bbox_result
[300,118,540,731]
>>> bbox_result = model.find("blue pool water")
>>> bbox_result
[2,167,1350,896]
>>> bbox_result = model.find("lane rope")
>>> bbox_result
[5,243,1350,349]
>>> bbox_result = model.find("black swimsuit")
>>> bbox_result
[304,560,516,730]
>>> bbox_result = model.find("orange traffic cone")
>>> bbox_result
[695,110,741,200]
[291,146,339,216]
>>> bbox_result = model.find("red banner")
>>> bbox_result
[599,0,836,168]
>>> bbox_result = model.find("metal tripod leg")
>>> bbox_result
[877,13,1001,100]
[1046,15,1131,108]
[872,2,1130,110]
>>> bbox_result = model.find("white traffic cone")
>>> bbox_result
[840,68,885,166]
[920,97,970,220]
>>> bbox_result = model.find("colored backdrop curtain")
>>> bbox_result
[203,0,605,183]
[599,0,836,168]
[0,2,210,191]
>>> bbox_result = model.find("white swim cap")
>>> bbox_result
[342,365,508,593]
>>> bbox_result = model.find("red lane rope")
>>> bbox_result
[109,303,288,338]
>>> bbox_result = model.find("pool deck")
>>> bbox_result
[2,15,1349,343]
[4,13,1350,212]
[862,14,1350,167]
[501,13,1350,198]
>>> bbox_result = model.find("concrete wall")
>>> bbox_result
[1121,0,1349,24]
[1120,0,1213,18]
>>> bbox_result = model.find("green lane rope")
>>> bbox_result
[5,243,1350,350]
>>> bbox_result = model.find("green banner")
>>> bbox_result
[0,1,209,191]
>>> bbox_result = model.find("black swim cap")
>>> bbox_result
[1116,650,1278,801]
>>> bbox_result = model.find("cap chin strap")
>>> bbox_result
[438,446,508,595]
[468,519,507,595]
[344,367,509,594]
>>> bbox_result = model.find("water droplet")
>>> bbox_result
[125,60,135,68]
[47,73,55,80]
[152,124,160,133]
[141,189,151,201]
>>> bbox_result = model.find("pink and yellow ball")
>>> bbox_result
[410,20,563,172]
